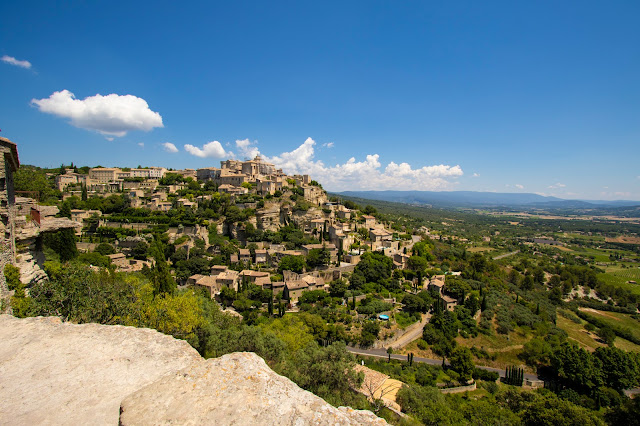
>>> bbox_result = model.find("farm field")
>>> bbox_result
[467,246,495,253]
[579,308,640,344]
[557,313,604,351]
[554,233,606,243]
[557,310,640,352]
[567,246,614,262]
[598,264,640,296]
[453,329,535,372]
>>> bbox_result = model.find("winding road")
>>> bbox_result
[492,250,520,260]
[346,346,539,381]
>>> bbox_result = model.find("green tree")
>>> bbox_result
[328,279,347,298]
[219,286,236,307]
[354,251,392,285]
[449,346,475,382]
[360,321,381,347]
[4,264,21,291]
[408,255,428,272]
[402,293,427,313]
[149,241,176,295]
[550,342,603,392]
[278,255,306,274]
[94,243,116,255]
[14,166,58,202]
[306,247,330,268]
[43,228,78,262]
[596,326,616,347]
[132,241,149,260]
[593,346,640,391]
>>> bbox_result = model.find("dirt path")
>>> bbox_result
[579,307,619,320]
[492,250,520,260]
[487,344,523,353]
[387,313,431,350]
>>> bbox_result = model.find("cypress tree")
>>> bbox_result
[519,368,524,386]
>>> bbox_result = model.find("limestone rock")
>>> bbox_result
[0,316,387,425]
[0,315,201,425]
[39,217,82,233]
[120,352,387,426]
[15,250,47,285]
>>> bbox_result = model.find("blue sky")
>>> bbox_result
[1,1,639,200]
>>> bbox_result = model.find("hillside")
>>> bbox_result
[336,190,640,210]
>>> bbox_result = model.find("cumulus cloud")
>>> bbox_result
[184,141,230,158]
[548,182,566,189]
[235,139,260,159]
[472,173,480,178]
[138,142,144,148]
[183,136,463,190]
[1,55,31,69]
[322,142,334,148]
[259,137,463,191]
[162,142,178,153]
[31,90,163,137]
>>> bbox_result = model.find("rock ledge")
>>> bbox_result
[0,315,386,425]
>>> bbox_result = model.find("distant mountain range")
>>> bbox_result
[334,190,640,209]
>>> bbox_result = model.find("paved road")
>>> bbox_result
[348,346,640,395]
[387,313,431,350]
[492,250,520,260]
[347,346,538,381]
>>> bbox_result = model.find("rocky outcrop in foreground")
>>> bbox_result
[0,315,386,425]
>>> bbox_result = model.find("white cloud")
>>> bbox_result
[515,184,524,189]
[472,173,480,178]
[235,139,259,159]
[31,90,163,137]
[548,182,566,189]
[322,142,334,148]
[183,136,463,190]
[184,140,230,158]
[162,142,178,153]
[138,142,144,148]
[258,137,463,191]
[1,55,31,69]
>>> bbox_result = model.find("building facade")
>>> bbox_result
[0,137,19,293]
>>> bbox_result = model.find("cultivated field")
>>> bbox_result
[599,265,640,295]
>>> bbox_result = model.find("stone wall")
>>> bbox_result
[439,382,477,394]
[0,148,16,298]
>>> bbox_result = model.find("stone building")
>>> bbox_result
[0,137,19,293]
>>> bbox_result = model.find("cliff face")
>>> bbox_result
[12,199,82,286]
[0,315,386,425]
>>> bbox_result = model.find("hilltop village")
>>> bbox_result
[2,136,640,425]
[46,154,447,308]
